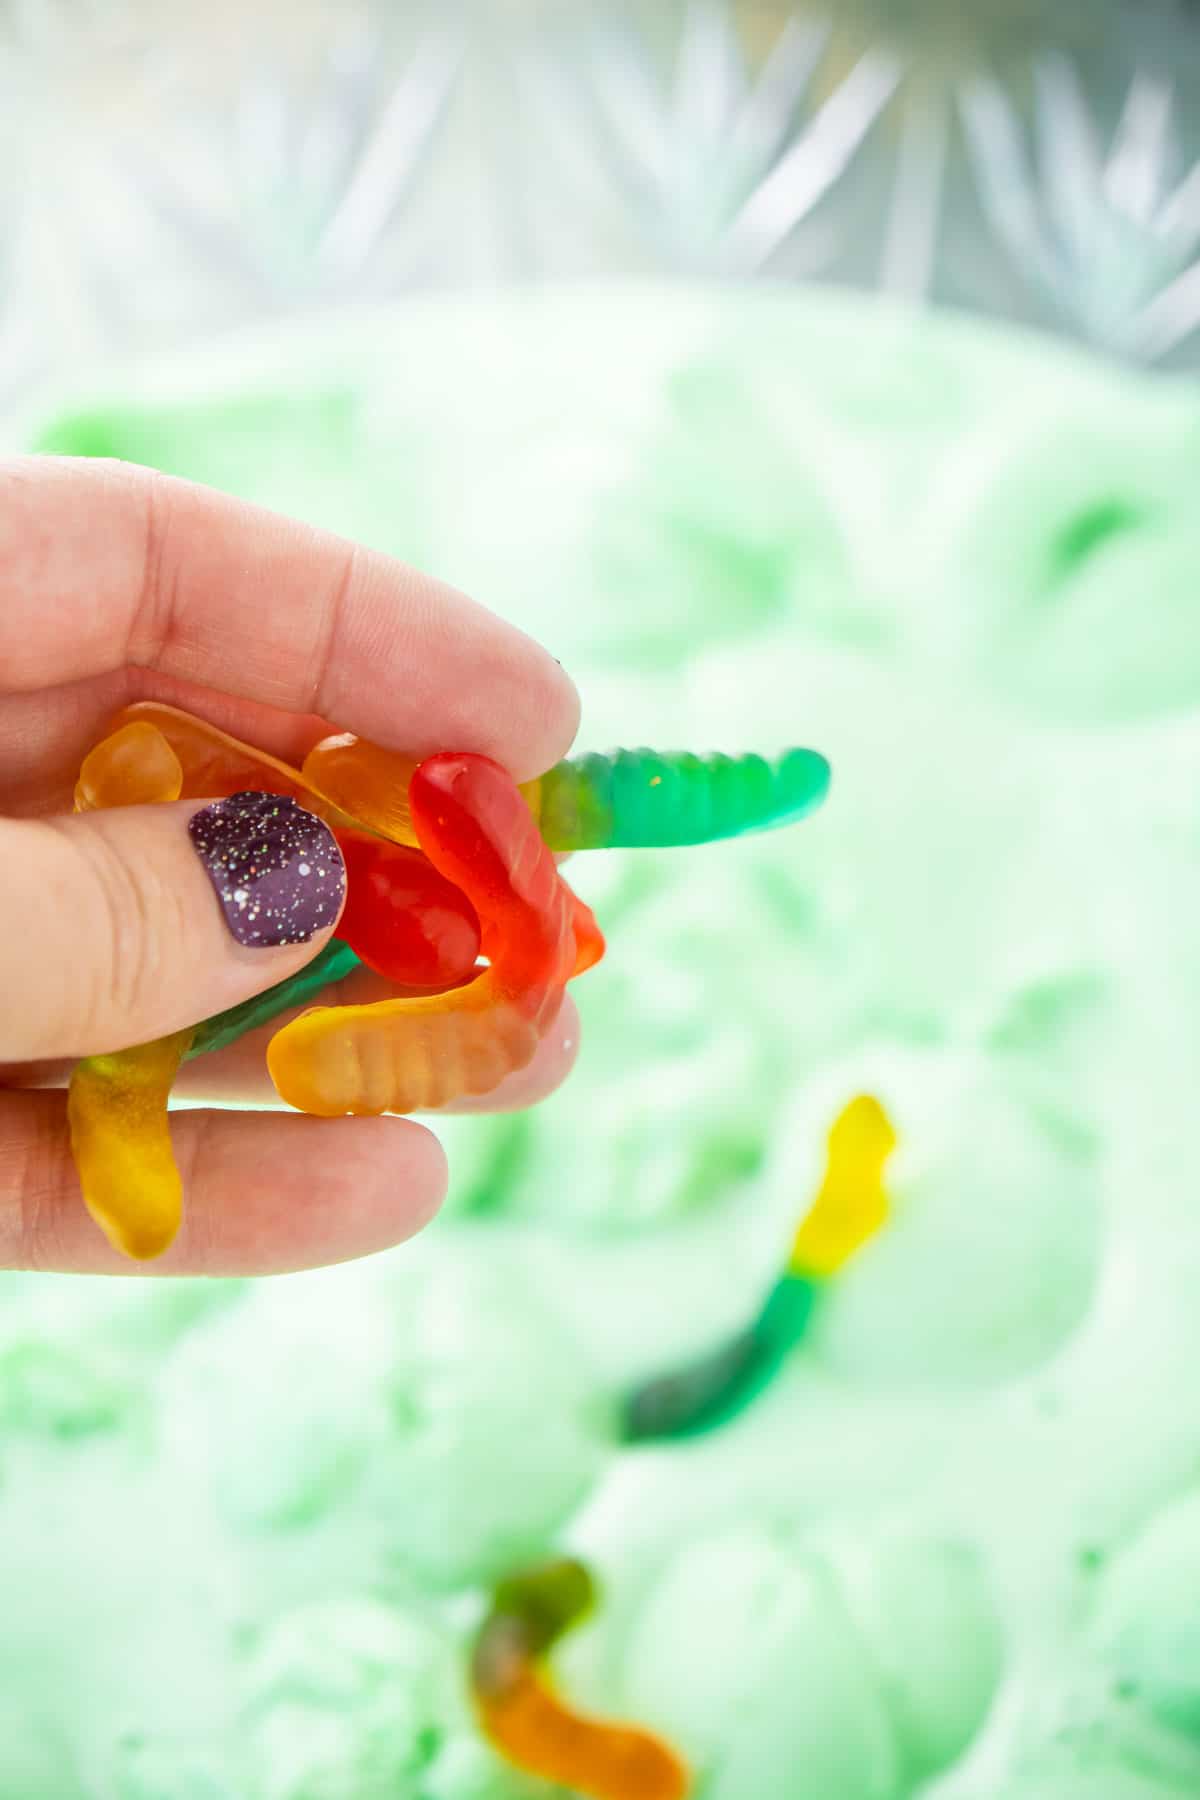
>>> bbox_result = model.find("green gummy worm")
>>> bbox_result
[187,939,362,1060]
[621,1273,820,1443]
[537,747,830,851]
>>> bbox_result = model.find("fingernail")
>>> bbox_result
[188,791,346,949]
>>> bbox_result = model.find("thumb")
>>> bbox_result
[0,791,347,1062]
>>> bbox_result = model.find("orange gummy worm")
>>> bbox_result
[301,731,541,849]
[472,1561,688,1800]
[478,1672,688,1800]
[78,702,361,832]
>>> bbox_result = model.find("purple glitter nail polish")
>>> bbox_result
[187,791,346,949]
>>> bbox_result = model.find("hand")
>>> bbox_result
[0,457,581,1276]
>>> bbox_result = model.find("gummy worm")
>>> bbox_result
[67,1028,196,1260]
[266,753,590,1116]
[623,1096,896,1441]
[533,746,831,849]
[86,706,829,854]
[76,704,359,830]
[187,938,363,1060]
[305,735,829,850]
[472,1558,689,1800]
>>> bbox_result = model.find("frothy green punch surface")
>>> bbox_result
[8,283,1200,1796]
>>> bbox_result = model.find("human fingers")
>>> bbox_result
[0,456,578,780]
[0,666,336,817]
[0,795,346,1063]
[0,1092,446,1274]
[2,986,581,1114]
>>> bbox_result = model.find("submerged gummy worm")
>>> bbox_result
[472,1558,689,1800]
[624,1095,896,1441]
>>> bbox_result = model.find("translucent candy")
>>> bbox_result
[332,828,481,987]
[300,735,828,855]
[787,1095,896,1279]
[187,940,362,1060]
[267,754,583,1117]
[623,1276,817,1443]
[80,703,355,828]
[536,747,830,851]
[75,720,183,810]
[20,282,1200,1796]
[624,1096,894,1440]
[473,1559,689,1800]
[67,1028,195,1260]
[783,1048,1103,1387]
[300,732,547,850]
[299,734,423,847]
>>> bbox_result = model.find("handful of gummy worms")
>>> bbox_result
[67,701,830,1261]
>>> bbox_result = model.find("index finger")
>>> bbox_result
[0,456,579,780]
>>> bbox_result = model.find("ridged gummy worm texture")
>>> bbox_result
[536,747,831,850]
[266,753,579,1117]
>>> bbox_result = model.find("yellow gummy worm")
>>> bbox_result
[67,1028,196,1260]
[788,1094,897,1279]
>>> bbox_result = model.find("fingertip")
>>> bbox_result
[525,645,582,779]
[451,612,580,781]
[388,1114,450,1235]
[172,1111,450,1274]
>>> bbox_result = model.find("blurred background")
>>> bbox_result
[5,0,1200,392]
[4,2,1200,1797]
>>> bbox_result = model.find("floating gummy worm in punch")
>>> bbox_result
[67,1029,196,1260]
[472,1558,690,1800]
[266,753,596,1117]
[532,747,831,850]
[624,1095,896,1441]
